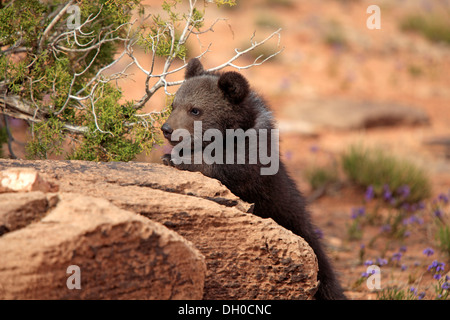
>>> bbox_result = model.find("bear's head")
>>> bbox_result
[161,58,257,146]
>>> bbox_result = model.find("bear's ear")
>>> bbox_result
[185,58,205,79]
[218,71,250,105]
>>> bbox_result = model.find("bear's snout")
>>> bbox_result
[161,123,174,139]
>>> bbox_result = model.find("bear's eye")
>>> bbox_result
[190,108,201,116]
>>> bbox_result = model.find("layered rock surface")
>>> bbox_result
[0,160,318,299]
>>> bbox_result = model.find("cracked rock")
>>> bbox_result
[0,160,318,300]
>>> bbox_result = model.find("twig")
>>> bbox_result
[208,28,283,72]
[2,112,17,159]
[38,0,75,53]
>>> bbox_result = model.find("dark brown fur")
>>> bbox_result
[161,58,346,300]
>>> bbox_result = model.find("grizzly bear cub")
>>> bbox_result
[161,58,346,300]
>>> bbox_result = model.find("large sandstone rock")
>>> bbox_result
[0,192,206,299]
[0,191,57,235]
[279,99,429,133]
[0,160,319,299]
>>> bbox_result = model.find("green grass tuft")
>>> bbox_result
[341,144,432,204]
[400,14,450,45]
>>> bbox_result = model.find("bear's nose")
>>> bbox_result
[161,123,173,139]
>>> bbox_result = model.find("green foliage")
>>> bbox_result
[0,0,172,161]
[66,85,170,162]
[263,0,295,8]
[436,224,450,258]
[401,14,450,45]
[137,0,203,60]
[255,13,283,30]
[304,165,339,191]
[214,0,237,7]
[341,144,431,204]
[377,287,419,300]
[191,8,205,30]
[0,125,7,158]
[0,0,46,47]
[347,218,363,241]
[323,20,348,48]
[26,117,65,159]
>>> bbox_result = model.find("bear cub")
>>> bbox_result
[161,58,346,300]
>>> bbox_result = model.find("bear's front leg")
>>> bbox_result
[161,153,202,172]
[161,153,220,179]
[161,153,175,167]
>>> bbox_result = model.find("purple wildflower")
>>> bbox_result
[418,292,426,300]
[315,228,324,239]
[428,260,446,279]
[401,203,410,211]
[433,208,443,218]
[392,252,402,262]
[423,247,435,257]
[438,193,449,204]
[405,215,424,225]
[383,184,392,201]
[351,207,365,219]
[401,264,408,271]
[397,185,411,199]
[442,282,450,290]
[377,257,388,266]
[365,186,374,202]
[309,145,319,153]
[364,260,374,266]
[399,246,407,253]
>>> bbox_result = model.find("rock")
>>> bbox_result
[424,136,450,159]
[0,167,58,193]
[0,160,251,212]
[0,160,319,299]
[0,193,206,300]
[280,99,429,132]
[277,119,318,136]
[0,191,58,235]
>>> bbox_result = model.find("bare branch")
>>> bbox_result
[0,93,87,134]
[208,28,283,72]
[2,114,17,159]
[38,0,75,52]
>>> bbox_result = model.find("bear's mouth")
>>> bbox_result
[166,137,179,147]
[165,135,193,149]
[162,130,172,141]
